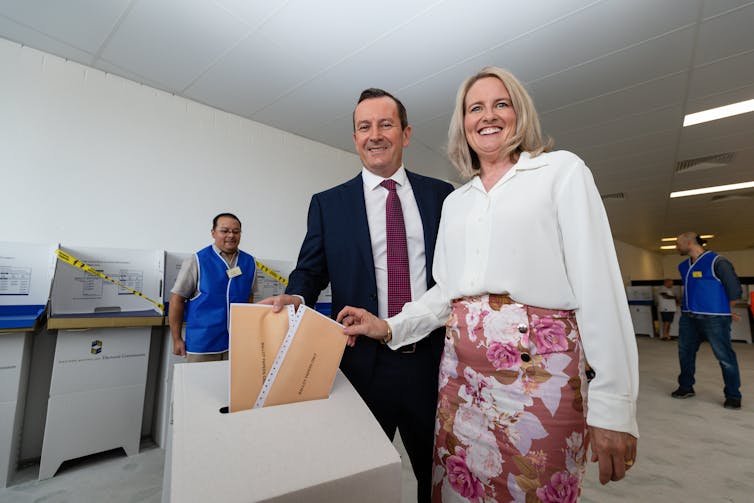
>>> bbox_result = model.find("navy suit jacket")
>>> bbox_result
[286,170,454,393]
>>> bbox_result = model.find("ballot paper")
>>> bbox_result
[229,303,347,412]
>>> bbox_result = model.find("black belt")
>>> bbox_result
[379,340,418,354]
[399,343,416,354]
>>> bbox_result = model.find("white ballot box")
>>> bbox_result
[153,327,185,448]
[731,304,752,343]
[0,241,56,487]
[153,252,190,448]
[626,286,654,336]
[38,326,151,480]
[164,362,401,503]
[0,331,32,488]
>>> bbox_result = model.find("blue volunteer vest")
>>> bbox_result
[185,245,255,353]
[678,251,730,315]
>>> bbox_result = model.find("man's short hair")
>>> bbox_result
[212,213,241,229]
[353,88,408,131]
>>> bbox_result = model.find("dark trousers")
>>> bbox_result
[678,313,741,399]
[362,338,439,503]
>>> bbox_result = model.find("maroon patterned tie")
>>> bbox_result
[381,179,411,317]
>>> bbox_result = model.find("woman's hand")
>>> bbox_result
[336,306,390,347]
[588,426,637,484]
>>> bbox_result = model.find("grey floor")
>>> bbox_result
[2,336,753,503]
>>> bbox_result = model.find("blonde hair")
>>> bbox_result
[447,66,553,179]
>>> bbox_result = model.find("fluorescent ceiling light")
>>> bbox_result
[683,98,754,127]
[670,181,754,198]
[660,234,714,242]
[660,245,677,250]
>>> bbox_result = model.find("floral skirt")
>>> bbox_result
[432,294,588,503]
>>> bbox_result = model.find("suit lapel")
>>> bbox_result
[406,171,435,289]
[342,174,376,280]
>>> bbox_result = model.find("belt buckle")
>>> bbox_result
[400,343,416,354]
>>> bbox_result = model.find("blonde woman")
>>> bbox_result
[339,67,638,502]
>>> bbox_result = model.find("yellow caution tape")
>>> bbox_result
[255,260,289,286]
[54,249,164,312]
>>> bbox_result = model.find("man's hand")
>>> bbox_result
[336,306,390,347]
[172,338,186,357]
[258,294,303,313]
[588,426,637,485]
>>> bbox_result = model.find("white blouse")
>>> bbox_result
[389,150,639,437]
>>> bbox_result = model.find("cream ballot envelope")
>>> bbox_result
[229,303,347,412]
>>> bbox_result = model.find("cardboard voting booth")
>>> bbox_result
[229,304,346,411]
[0,241,56,488]
[165,362,401,503]
[48,245,164,329]
[626,286,654,336]
[731,303,752,343]
[153,251,190,448]
[0,241,56,330]
[252,258,332,315]
[39,246,163,480]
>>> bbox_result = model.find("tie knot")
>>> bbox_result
[381,179,397,191]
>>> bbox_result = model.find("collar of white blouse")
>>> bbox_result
[464,151,548,194]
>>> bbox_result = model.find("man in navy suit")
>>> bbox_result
[263,88,453,502]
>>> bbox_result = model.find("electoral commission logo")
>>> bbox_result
[91,340,103,355]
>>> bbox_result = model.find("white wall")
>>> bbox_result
[613,240,664,284]
[0,40,360,260]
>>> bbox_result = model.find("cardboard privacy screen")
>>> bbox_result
[229,303,347,412]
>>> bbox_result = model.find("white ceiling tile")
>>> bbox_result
[100,0,250,92]
[0,18,94,64]
[556,105,684,153]
[702,0,752,18]
[541,73,688,133]
[688,49,754,100]
[528,26,695,111]
[0,0,130,54]
[685,82,754,115]
[255,0,441,74]
[694,3,754,65]
[211,0,289,29]
[185,32,327,118]
[494,0,699,84]
[678,121,754,161]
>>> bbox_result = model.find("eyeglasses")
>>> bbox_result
[215,228,241,235]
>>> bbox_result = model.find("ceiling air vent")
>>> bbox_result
[601,192,625,201]
[710,191,754,203]
[675,152,735,174]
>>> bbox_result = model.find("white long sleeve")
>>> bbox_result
[388,150,639,436]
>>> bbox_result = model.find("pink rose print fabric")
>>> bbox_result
[432,295,588,502]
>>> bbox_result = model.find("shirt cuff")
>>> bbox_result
[586,390,639,438]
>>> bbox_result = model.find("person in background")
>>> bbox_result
[672,232,743,410]
[339,66,638,502]
[261,88,453,502]
[656,278,678,340]
[169,213,255,362]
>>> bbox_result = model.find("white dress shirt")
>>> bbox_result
[388,151,639,437]
[362,166,427,319]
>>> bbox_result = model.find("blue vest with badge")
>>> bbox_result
[678,251,730,315]
[185,245,255,353]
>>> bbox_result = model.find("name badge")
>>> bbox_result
[692,271,702,278]
[227,266,242,278]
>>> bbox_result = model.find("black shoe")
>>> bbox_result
[671,387,695,399]
[723,398,741,410]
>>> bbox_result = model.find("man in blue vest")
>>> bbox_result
[169,213,255,363]
[672,232,743,409]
